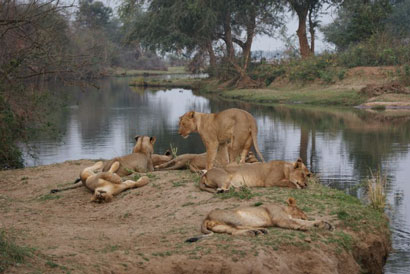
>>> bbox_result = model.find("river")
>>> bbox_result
[22,77,410,273]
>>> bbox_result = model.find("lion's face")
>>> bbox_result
[178,111,196,138]
[91,190,113,203]
[286,197,308,220]
[289,158,311,189]
[133,135,156,155]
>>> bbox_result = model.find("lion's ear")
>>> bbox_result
[135,135,141,142]
[188,111,195,118]
[150,136,157,145]
[294,158,303,169]
[287,197,296,207]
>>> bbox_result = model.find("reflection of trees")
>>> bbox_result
[299,126,309,165]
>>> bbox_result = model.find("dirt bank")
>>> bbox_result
[0,160,390,273]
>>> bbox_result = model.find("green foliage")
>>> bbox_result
[0,230,32,272]
[385,0,410,38]
[249,64,286,86]
[398,64,410,86]
[76,0,113,29]
[287,55,335,83]
[0,95,24,169]
[337,33,410,67]
[322,0,393,50]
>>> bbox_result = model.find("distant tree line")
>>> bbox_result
[120,0,410,82]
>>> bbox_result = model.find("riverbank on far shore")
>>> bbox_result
[129,66,410,108]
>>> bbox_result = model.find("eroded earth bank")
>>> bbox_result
[0,160,390,273]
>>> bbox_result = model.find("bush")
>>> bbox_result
[399,64,410,86]
[337,33,410,67]
[286,54,338,84]
[249,64,286,86]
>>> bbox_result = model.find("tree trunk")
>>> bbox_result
[242,9,256,72]
[223,12,235,61]
[308,7,315,54]
[299,126,309,165]
[207,41,216,68]
[296,10,312,59]
[222,10,260,88]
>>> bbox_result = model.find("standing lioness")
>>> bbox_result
[178,108,264,169]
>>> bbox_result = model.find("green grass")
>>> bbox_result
[0,230,33,272]
[172,180,188,187]
[218,87,367,106]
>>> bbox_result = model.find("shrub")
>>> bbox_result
[337,33,410,67]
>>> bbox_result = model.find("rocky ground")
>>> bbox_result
[0,160,390,274]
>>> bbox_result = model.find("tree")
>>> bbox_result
[322,0,393,50]
[76,0,113,30]
[385,0,410,38]
[120,0,283,86]
[286,0,338,58]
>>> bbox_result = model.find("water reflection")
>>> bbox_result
[22,77,410,274]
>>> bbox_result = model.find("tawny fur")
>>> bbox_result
[199,158,312,193]
[187,198,332,241]
[156,151,259,172]
[81,161,149,203]
[103,135,156,176]
[178,108,264,170]
[151,150,173,166]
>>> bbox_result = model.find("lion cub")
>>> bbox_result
[186,198,332,242]
[103,135,156,176]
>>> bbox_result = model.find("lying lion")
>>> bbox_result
[186,198,332,242]
[151,149,173,167]
[199,158,312,193]
[103,135,156,176]
[178,108,265,169]
[155,151,259,172]
[50,161,149,202]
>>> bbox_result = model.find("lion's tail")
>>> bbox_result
[250,121,265,162]
[185,219,214,243]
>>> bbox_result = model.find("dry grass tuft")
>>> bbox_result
[366,170,387,211]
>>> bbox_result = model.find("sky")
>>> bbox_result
[252,10,337,52]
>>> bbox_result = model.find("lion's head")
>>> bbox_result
[288,158,311,189]
[91,189,113,203]
[178,111,197,138]
[285,197,308,220]
[133,135,156,155]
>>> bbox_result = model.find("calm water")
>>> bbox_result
[23,77,410,273]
